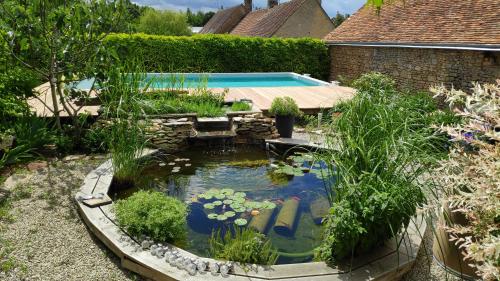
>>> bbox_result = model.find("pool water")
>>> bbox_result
[112,146,331,264]
[73,73,326,90]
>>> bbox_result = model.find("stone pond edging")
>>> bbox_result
[75,152,426,281]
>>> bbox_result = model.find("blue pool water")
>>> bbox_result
[74,73,326,89]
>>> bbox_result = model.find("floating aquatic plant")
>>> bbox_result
[197,188,277,223]
[234,218,248,226]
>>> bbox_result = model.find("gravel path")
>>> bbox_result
[0,158,143,281]
[0,157,467,281]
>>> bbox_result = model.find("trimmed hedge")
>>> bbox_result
[104,34,330,80]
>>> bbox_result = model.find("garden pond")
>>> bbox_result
[111,146,332,264]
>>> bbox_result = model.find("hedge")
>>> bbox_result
[104,34,330,80]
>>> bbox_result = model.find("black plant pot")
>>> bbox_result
[275,115,295,138]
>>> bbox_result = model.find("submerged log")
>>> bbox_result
[249,208,274,234]
[273,198,300,236]
[310,197,330,225]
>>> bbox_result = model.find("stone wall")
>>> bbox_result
[96,113,278,152]
[145,118,196,152]
[329,45,500,91]
[233,114,279,144]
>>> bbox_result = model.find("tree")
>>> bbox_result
[186,9,215,27]
[136,9,191,36]
[0,0,127,129]
[331,12,349,28]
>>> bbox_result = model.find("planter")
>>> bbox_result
[275,115,295,138]
[432,203,478,280]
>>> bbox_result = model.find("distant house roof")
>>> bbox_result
[232,0,308,37]
[324,0,500,49]
[199,5,249,34]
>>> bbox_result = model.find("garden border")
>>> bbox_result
[75,151,426,281]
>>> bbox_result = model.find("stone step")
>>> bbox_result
[196,117,230,131]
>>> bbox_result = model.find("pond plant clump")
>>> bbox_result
[114,190,188,243]
[209,228,279,266]
[315,73,455,264]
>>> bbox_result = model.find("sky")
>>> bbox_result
[131,0,366,17]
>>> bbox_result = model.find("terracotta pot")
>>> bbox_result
[432,202,478,279]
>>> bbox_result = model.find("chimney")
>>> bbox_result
[268,0,278,9]
[244,0,252,12]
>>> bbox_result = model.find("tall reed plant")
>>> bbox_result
[100,64,151,185]
[316,73,441,263]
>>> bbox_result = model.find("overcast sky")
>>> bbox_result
[131,0,366,17]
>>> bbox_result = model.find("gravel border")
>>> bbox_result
[0,158,144,281]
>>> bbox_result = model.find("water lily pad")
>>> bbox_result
[233,207,246,213]
[203,203,215,209]
[223,199,233,205]
[233,192,246,198]
[262,201,277,209]
[217,214,227,221]
[212,200,223,206]
[224,211,236,218]
[234,218,248,226]
[231,197,245,204]
[220,188,234,195]
[207,213,218,219]
[215,193,226,200]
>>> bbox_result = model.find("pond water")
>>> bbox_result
[111,146,331,264]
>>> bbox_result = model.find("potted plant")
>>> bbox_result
[269,97,302,138]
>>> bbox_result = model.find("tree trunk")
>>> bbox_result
[48,76,61,130]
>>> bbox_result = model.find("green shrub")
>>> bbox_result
[269,97,302,117]
[230,101,252,112]
[104,34,330,80]
[114,190,188,242]
[209,228,278,266]
[316,73,438,263]
[140,90,226,117]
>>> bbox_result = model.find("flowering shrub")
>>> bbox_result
[431,80,499,280]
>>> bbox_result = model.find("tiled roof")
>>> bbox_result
[231,0,308,37]
[324,0,500,46]
[199,5,249,34]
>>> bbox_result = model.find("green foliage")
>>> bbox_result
[114,190,188,243]
[140,90,226,117]
[104,34,330,79]
[101,67,149,183]
[136,9,191,36]
[269,97,302,117]
[316,73,440,263]
[0,0,129,127]
[230,101,252,112]
[186,8,215,26]
[209,228,278,265]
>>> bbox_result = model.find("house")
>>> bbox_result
[200,0,333,39]
[324,0,500,91]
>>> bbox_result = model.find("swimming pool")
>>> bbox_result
[74,72,329,90]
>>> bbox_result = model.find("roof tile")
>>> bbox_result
[324,0,500,46]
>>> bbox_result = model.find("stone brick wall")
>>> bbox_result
[329,45,500,91]
[233,114,279,144]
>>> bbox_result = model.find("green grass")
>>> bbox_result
[230,101,252,112]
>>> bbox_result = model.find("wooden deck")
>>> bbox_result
[29,83,354,117]
[222,86,354,114]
